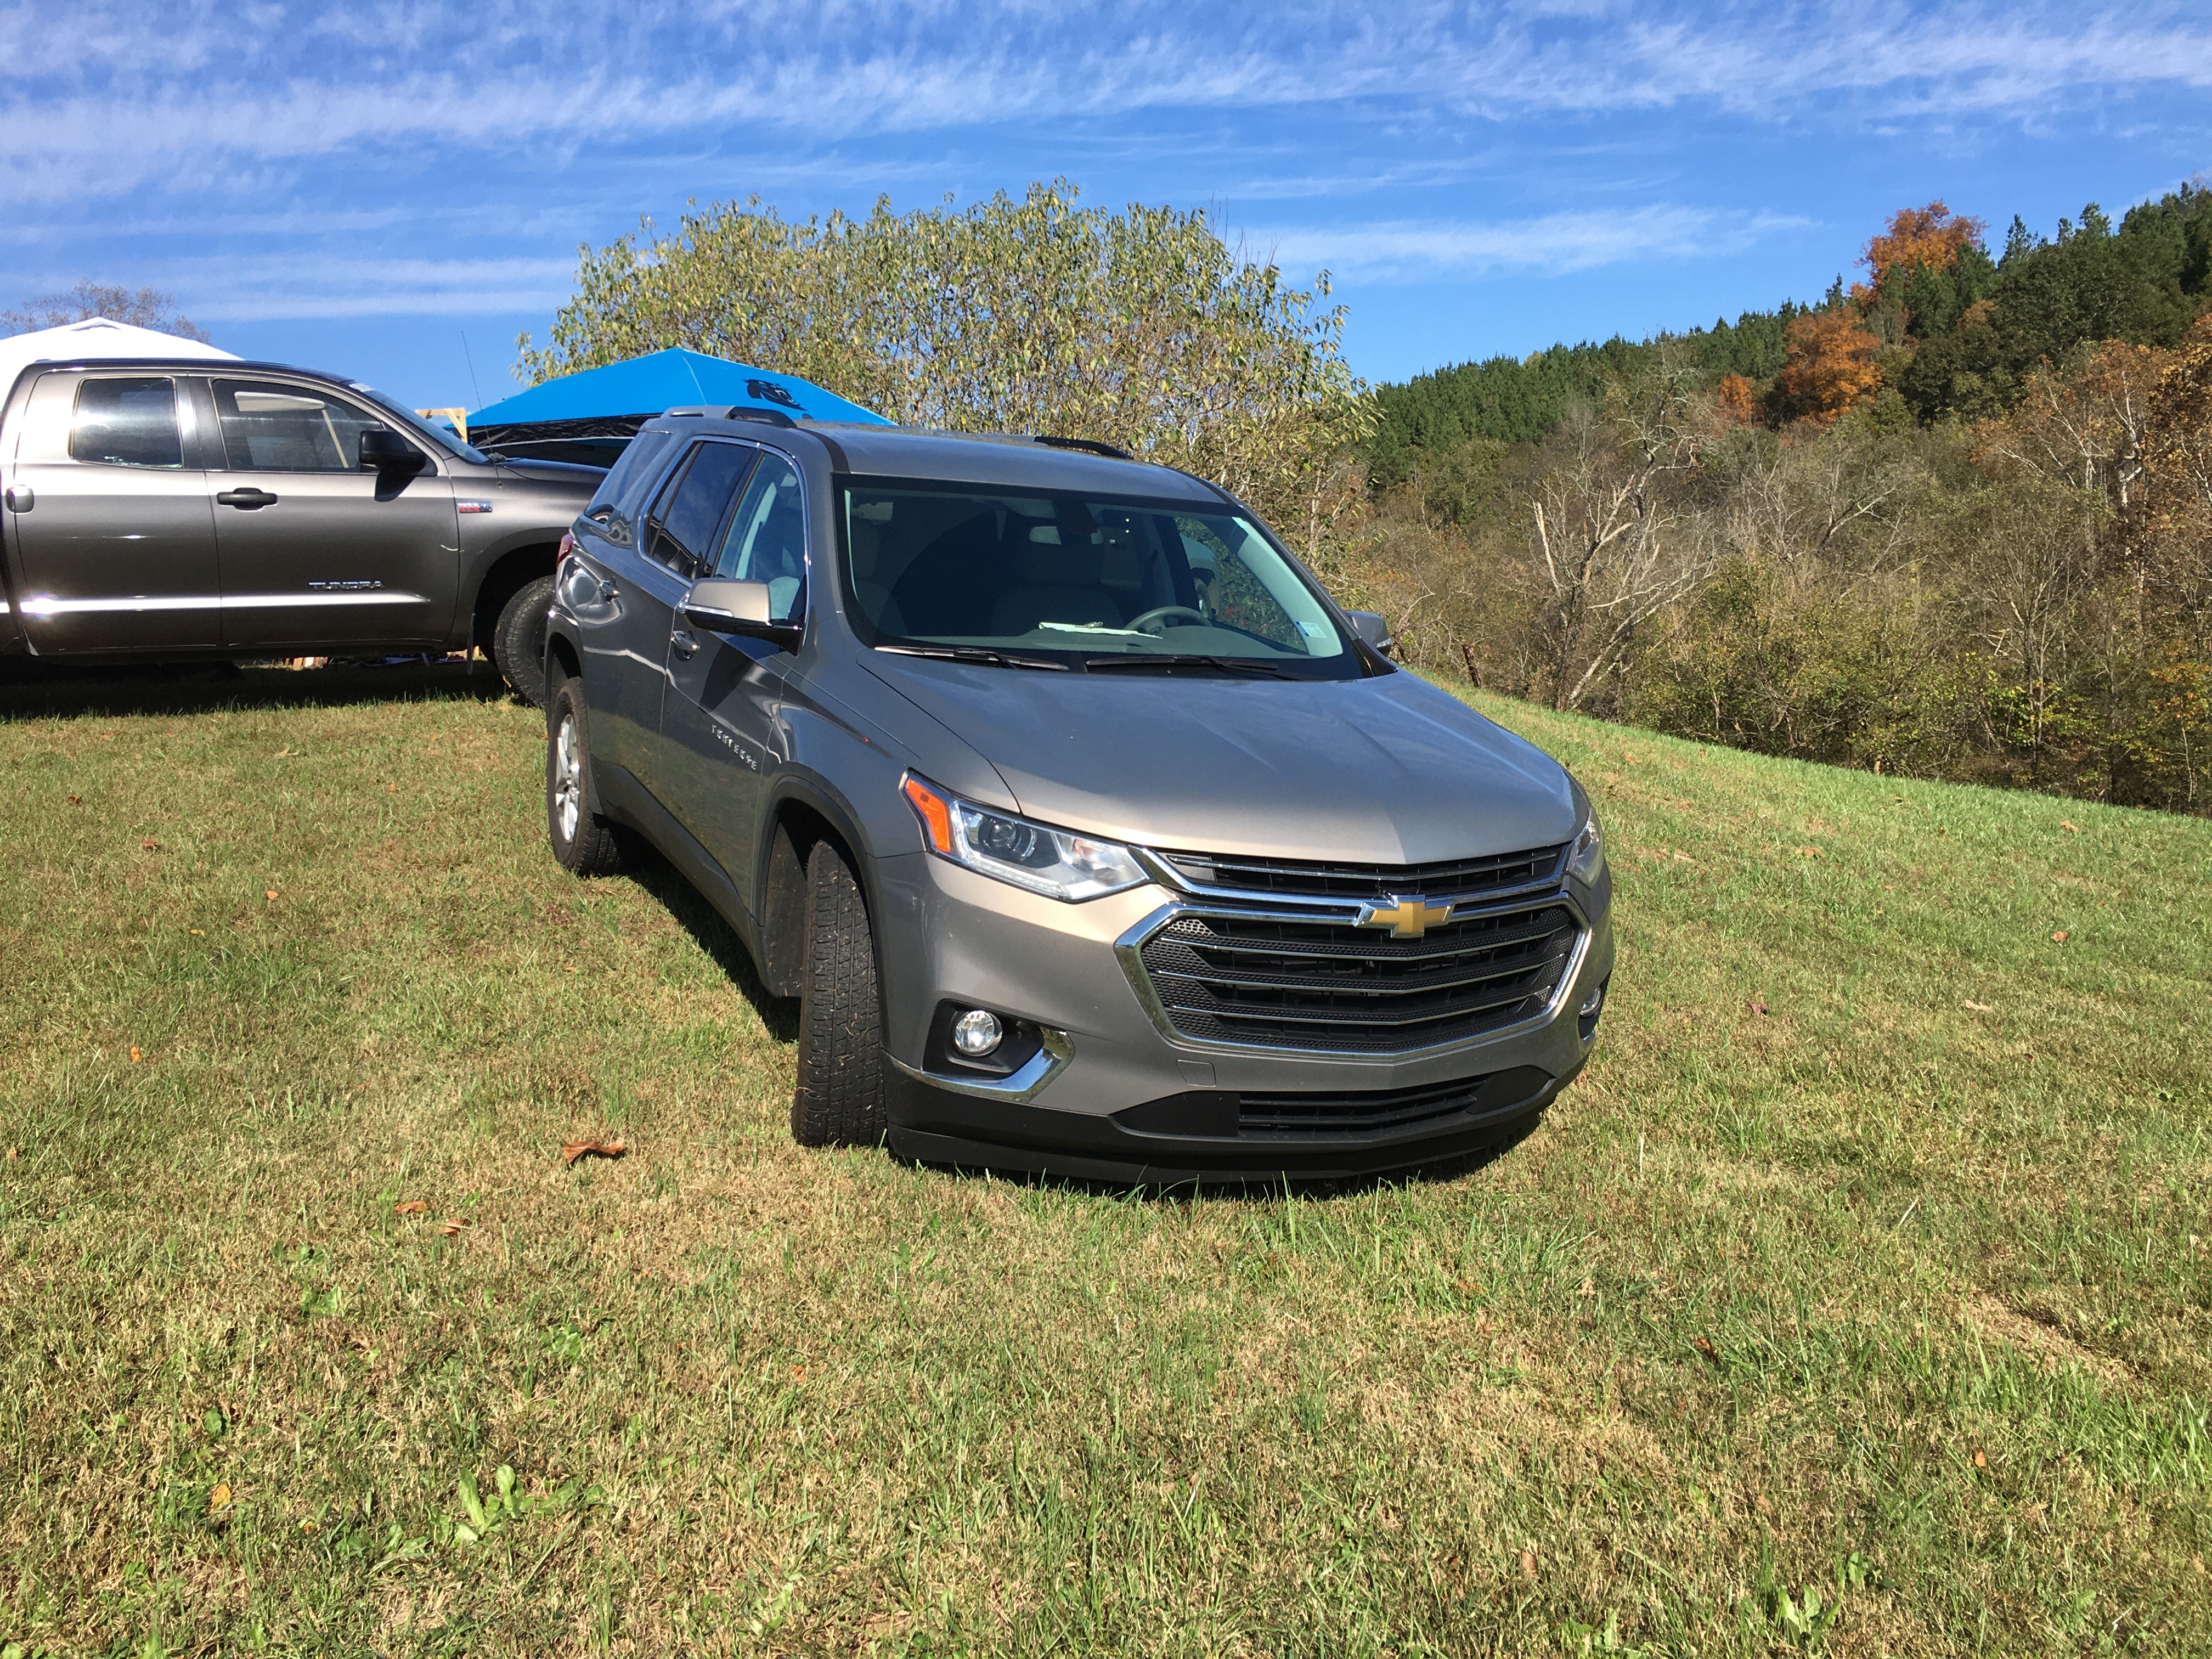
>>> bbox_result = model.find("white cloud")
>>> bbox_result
[1249,206,1812,282]
[3,2,2209,200]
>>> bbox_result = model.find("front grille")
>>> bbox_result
[1237,1075,1490,1135]
[1160,843,1567,901]
[1138,903,1580,1053]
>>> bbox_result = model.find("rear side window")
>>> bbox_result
[212,379,401,472]
[70,377,183,469]
[585,428,678,544]
[646,441,758,575]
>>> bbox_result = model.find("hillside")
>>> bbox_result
[1,663,2205,1654]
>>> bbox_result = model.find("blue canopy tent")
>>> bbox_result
[465,349,889,465]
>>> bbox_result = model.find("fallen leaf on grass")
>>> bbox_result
[562,1138,627,1166]
[1519,1549,1538,1577]
[208,1483,232,1515]
[1973,1448,1988,1470]
[441,1217,470,1238]
[189,928,204,936]
[1964,1000,1996,1013]
[2051,930,2069,943]
[264,889,279,901]
[393,1200,428,1216]
[140,838,161,851]
[129,1046,143,1063]
[2060,820,2081,833]
[4,1147,16,1161]
[66,794,81,805]
[1747,1000,1769,1016]
[1692,1336,1719,1363]
[1797,845,1824,857]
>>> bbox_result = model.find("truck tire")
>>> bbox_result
[790,842,887,1147]
[493,573,558,708]
[546,679,630,877]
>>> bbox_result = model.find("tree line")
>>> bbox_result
[1355,185,2212,815]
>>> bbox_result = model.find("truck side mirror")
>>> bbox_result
[1345,610,1395,658]
[683,578,803,652]
[359,427,427,477]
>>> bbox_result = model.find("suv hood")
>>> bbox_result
[860,657,1578,864]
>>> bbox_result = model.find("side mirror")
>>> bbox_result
[1345,610,1395,658]
[359,427,427,477]
[682,578,803,652]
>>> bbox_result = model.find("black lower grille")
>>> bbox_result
[1238,1075,1491,1134]
[1138,903,1580,1053]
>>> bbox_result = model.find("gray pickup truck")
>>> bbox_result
[0,354,601,702]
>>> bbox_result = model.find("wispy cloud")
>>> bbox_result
[4,2,2209,200]
[1250,206,1813,282]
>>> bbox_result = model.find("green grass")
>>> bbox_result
[0,661,2207,1657]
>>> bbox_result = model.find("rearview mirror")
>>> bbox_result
[1345,610,1395,658]
[359,427,427,477]
[682,578,803,651]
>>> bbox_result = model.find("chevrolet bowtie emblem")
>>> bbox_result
[1357,895,1454,939]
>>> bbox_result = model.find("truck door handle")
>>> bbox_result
[3,485,31,512]
[669,628,698,659]
[216,488,279,510]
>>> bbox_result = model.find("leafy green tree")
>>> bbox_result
[520,182,1370,539]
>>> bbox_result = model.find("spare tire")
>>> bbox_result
[492,573,558,708]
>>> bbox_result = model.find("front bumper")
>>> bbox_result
[870,848,1614,1184]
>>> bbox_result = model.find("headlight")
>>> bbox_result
[901,774,1149,902]
[1567,779,1606,885]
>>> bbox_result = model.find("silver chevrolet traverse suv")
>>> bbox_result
[544,411,1613,1183]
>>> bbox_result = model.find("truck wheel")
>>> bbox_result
[790,842,887,1147]
[493,573,558,708]
[546,680,629,877]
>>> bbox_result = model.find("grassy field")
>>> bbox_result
[0,661,2207,1658]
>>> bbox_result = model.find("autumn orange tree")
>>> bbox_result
[1859,201,1987,294]
[1774,309,1884,426]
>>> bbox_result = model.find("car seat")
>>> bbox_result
[989,535,1122,635]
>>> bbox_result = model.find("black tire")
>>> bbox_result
[493,572,558,708]
[545,679,630,877]
[790,842,887,1147]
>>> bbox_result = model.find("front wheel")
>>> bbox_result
[789,842,887,1147]
[493,573,558,708]
[546,680,630,877]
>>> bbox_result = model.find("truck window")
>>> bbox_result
[211,379,405,472]
[711,454,806,622]
[70,377,184,469]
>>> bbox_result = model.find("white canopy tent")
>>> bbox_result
[0,317,238,391]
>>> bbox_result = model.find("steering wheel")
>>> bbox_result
[1126,605,1210,636]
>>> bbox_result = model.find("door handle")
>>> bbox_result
[216,488,279,510]
[669,627,698,659]
[3,485,31,512]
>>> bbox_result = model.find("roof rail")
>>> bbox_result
[664,404,799,428]
[1032,433,1132,460]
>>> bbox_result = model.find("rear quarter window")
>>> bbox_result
[585,428,679,544]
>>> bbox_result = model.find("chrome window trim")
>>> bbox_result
[887,1026,1074,1102]
[1114,886,1592,1061]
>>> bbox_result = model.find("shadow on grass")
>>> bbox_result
[621,840,800,1044]
[0,658,515,720]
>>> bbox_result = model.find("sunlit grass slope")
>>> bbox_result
[0,663,2205,1656]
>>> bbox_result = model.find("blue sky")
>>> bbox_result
[7,2,2210,412]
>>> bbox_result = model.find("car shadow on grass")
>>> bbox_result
[622,841,802,1044]
[0,658,516,719]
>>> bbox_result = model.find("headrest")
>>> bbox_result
[1015,541,1102,585]
[848,518,881,579]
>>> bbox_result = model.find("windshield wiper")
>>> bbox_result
[1083,654,1293,678]
[878,644,1072,671]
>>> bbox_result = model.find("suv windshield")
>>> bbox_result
[840,478,1360,677]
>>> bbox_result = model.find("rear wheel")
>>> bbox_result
[546,679,629,876]
[790,842,887,1147]
[493,573,558,708]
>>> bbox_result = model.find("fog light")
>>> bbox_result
[951,1008,1003,1058]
